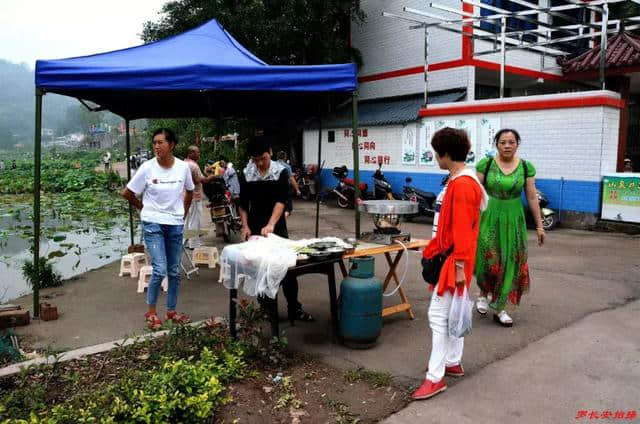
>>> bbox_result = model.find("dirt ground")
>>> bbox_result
[216,356,408,424]
[1,325,409,423]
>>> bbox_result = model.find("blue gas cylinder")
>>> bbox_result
[339,256,383,348]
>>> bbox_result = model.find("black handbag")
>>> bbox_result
[421,246,454,286]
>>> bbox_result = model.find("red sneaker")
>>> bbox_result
[445,364,464,377]
[411,379,447,400]
[423,364,465,377]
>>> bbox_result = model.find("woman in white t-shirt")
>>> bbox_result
[122,128,195,330]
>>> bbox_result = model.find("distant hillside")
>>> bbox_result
[0,59,80,148]
[0,59,127,150]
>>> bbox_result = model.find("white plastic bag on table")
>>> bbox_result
[448,286,473,338]
[220,234,297,299]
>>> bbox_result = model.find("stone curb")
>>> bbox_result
[0,320,210,378]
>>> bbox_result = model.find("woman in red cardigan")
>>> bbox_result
[412,127,488,400]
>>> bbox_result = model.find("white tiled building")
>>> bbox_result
[303,0,635,226]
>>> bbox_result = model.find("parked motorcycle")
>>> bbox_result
[203,178,242,242]
[402,177,437,221]
[527,189,557,230]
[295,164,318,200]
[372,164,396,200]
[331,165,370,208]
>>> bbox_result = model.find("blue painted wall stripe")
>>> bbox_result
[318,169,601,214]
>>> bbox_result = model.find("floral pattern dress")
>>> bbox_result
[474,157,535,311]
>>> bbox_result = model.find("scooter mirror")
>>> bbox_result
[405,177,412,183]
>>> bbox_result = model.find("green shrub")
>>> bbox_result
[21,257,62,289]
[0,346,246,423]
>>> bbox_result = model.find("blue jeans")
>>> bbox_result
[142,221,183,310]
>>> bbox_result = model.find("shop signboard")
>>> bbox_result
[455,119,478,166]
[401,123,417,165]
[478,117,501,159]
[601,173,640,223]
[418,120,436,166]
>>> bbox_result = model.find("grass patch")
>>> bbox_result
[325,398,360,424]
[344,367,393,388]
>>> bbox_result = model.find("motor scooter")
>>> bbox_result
[402,177,437,221]
[295,164,318,200]
[527,189,557,230]
[372,163,396,200]
[203,178,242,242]
[331,165,369,208]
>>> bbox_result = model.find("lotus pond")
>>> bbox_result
[0,152,131,302]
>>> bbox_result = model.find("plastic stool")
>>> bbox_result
[119,253,147,278]
[192,247,219,269]
[137,265,168,293]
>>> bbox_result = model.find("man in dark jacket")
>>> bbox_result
[239,138,314,324]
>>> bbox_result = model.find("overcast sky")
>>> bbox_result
[0,0,168,68]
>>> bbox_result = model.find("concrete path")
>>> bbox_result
[384,299,640,424]
[95,160,128,178]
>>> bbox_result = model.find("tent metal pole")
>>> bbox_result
[315,118,322,238]
[126,119,134,246]
[500,16,507,98]
[424,25,429,108]
[33,88,43,319]
[599,2,609,90]
[352,91,361,239]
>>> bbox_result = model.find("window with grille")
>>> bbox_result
[479,0,539,43]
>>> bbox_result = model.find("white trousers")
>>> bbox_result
[184,200,202,248]
[426,289,464,383]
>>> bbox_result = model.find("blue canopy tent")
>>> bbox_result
[32,19,361,317]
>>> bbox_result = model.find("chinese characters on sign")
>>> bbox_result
[601,175,640,223]
[344,129,369,138]
[364,155,391,165]
[606,180,640,190]
[575,409,637,420]
[345,128,394,166]
[358,141,376,151]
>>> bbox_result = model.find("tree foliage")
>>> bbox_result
[610,1,640,23]
[142,0,365,66]
[141,1,365,165]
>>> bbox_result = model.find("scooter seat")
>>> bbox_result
[343,178,368,191]
[410,187,436,200]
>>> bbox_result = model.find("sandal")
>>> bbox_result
[166,311,191,324]
[295,308,315,322]
[144,311,162,331]
[287,308,315,326]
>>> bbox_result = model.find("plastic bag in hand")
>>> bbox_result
[448,287,473,338]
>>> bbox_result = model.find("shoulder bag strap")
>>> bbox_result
[482,158,493,188]
[443,179,455,256]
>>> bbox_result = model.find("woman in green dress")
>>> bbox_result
[475,129,545,327]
